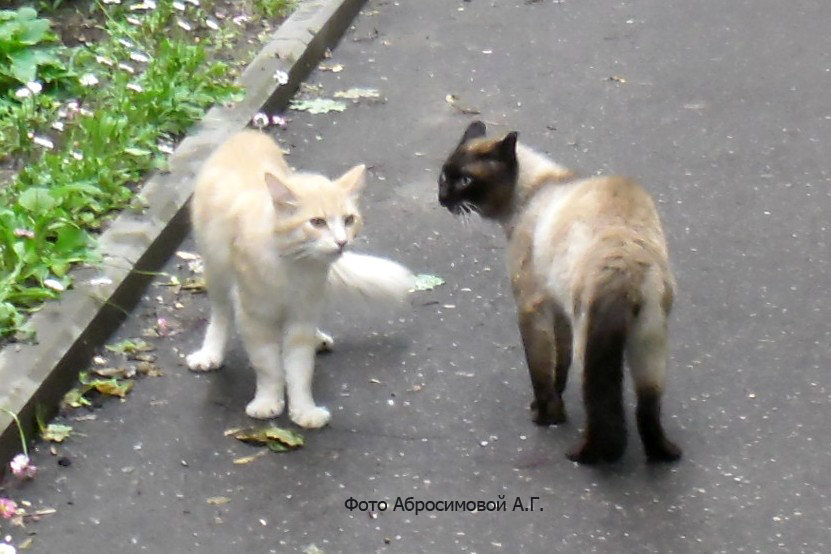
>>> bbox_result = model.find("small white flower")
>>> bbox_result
[95,55,114,67]
[13,229,34,239]
[204,18,219,30]
[14,87,31,99]
[44,278,65,292]
[129,51,150,63]
[173,1,186,11]
[117,38,134,49]
[26,81,43,94]
[176,19,192,31]
[102,0,121,4]
[32,136,55,149]
[127,16,141,26]
[273,70,289,85]
[79,107,93,117]
[51,121,65,131]
[71,150,84,161]
[185,0,199,6]
[126,83,144,93]
[157,143,175,155]
[118,62,136,74]
[232,15,249,26]
[251,113,270,128]
[79,73,99,86]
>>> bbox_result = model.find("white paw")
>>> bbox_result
[245,395,285,419]
[186,349,223,372]
[290,406,331,429]
[315,330,334,353]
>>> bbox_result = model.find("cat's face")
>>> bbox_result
[438,121,519,219]
[265,165,365,261]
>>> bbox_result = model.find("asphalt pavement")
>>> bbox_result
[3,0,831,552]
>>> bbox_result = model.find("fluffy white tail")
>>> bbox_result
[327,252,415,303]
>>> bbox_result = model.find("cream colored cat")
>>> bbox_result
[187,130,414,428]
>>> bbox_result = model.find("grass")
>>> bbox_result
[0,0,295,338]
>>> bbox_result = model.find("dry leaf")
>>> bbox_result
[206,496,231,506]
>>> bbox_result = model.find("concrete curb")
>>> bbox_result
[0,0,368,468]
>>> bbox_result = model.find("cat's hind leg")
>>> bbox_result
[284,324,331,429]
[237,310,285,419]
[517,298,567,425]
[187,261,233,372]
[567,294,628,464]
[626,301,682,463]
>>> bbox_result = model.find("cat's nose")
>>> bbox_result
[336,239,347,252]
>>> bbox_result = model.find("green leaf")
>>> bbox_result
[8,48,38,84]
[78,371,134,398]
[334,88,380,100]
[289,98,347,114]
[413,274,446,291]
[19,19,50,45]
[63,387,92,408]
[230,425,304,451]
[105,338,153,355]
[55,226,88,254]
[42,423,73,442]
[17,187,57,213]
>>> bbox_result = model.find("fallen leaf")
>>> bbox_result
[319,63,343,73]
[413,274,446,291]
[175,251,201,261]
[289,98,348,114]
[19,537,33,549]
[334,87,380,100]
[42,423,73,443]
[79,372,134,398]
[63,388,92,408]
[138,362,164,377]
[233,450,267,465]
[105,338,154,355]
[608,75,627,83]
[182,277,206,292]
[230,426,304,451]
[206,496,231,506]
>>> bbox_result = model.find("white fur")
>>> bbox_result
[327,252,416,304]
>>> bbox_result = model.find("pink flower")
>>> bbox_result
[9,454,37,479]
[0,497,17,519]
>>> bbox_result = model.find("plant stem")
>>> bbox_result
[0,407,28,458]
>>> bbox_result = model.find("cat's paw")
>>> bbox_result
[245,396,285,419]
[186,349,223,372]
[530,396,567,425]
[315,330,334,353]
[290,406,331,429]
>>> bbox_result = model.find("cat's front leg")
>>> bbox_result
[315,329,334,353]
[284,324,331,429]
[238,310,285,419]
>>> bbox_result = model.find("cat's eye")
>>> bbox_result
[459,175,473,187]
[309,217,327,228]
[344,214,356,226]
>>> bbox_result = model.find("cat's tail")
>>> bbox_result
[327,252,415,304]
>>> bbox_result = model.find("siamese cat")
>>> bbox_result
[438,121,681,463]
[188,130,414,428]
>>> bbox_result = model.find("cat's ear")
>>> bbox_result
[460,120,487,144]
[498,131,518,164]
[264,172,298,211]
[336,164,366,194]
